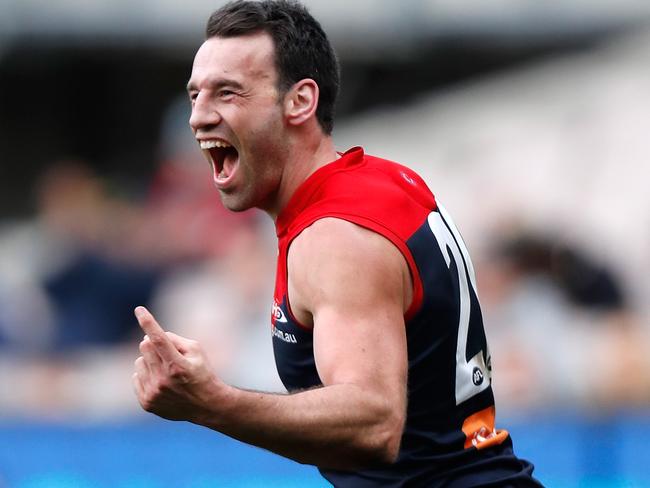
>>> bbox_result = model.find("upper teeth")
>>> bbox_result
[199,140,232,149]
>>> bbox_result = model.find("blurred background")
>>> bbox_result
[1,0,649,486]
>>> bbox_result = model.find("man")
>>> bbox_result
[132,1,542,486]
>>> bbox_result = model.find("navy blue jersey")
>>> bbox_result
[272,147,542,487]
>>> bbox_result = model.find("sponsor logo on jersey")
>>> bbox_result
[271,299,297,343]
[470,426,499,448]
[401,171,416,185]
[472,367,484,386]
[272,324,297,344]
[271,299,288,324]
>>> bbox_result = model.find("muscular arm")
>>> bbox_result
[133,218,412,470]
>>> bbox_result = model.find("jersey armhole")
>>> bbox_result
[285,213,425,326]
[282,233,313,332]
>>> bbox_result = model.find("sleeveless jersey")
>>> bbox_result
[272,147,541,487]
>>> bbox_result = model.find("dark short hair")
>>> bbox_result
[205,0,340,134]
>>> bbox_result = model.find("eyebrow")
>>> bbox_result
[186,78,245,93]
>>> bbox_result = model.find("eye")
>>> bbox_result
[219,90,236,100]
[188,91,198,104]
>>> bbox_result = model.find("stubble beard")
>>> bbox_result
[218,106,290,214]
[218,141,288,214]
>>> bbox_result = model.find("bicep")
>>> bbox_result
[314,301,408,401]
[288,218,410,400]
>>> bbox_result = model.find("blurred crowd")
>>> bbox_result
[0,97,284,418]
[1,31,650,420]
[477,230,650,411]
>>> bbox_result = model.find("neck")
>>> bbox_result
[266,134,338,221]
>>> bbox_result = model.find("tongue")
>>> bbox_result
[221,148,238,178]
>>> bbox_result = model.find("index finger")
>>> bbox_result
[135,306,182,363]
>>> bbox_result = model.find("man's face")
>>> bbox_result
[187,32,289,212]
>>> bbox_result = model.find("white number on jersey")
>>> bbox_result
[427,205,491,405]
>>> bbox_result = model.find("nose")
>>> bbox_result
[189,93,222,134]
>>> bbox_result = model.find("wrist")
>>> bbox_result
[192,379,239,430]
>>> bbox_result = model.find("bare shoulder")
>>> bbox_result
[289,217,407,288]
[287,218,412,327]
[291,217,397,260]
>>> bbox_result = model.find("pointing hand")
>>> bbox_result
[132,306,223,422]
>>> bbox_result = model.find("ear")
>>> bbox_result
[284,79,319,127]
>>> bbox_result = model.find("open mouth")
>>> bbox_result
[199,139,239,182]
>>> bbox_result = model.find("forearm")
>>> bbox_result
[132,307,407,470]
[194,381,405,470]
